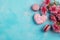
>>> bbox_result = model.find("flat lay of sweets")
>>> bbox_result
[31,0,60,33]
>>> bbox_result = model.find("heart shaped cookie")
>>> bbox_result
[34,13,47,24]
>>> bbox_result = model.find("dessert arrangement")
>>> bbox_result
[31,0,60,33]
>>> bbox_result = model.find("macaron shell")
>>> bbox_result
[32,4,40,11]
[34,14,43,24]
[42,15,47,22]
[44,25,50,32]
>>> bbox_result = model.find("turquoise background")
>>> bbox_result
[0,0,60,40]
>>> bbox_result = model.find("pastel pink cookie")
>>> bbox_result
[34,14,43,24]
[32,4,40,11]
[42,15,47,22]
[34,14,47,24]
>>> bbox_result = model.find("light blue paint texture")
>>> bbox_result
[0,0,60,40]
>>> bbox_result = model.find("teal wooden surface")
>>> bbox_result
[0,0,60,40]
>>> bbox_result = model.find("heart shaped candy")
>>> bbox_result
[34,13,47,24]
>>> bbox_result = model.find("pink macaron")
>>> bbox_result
[32,4,40,11]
